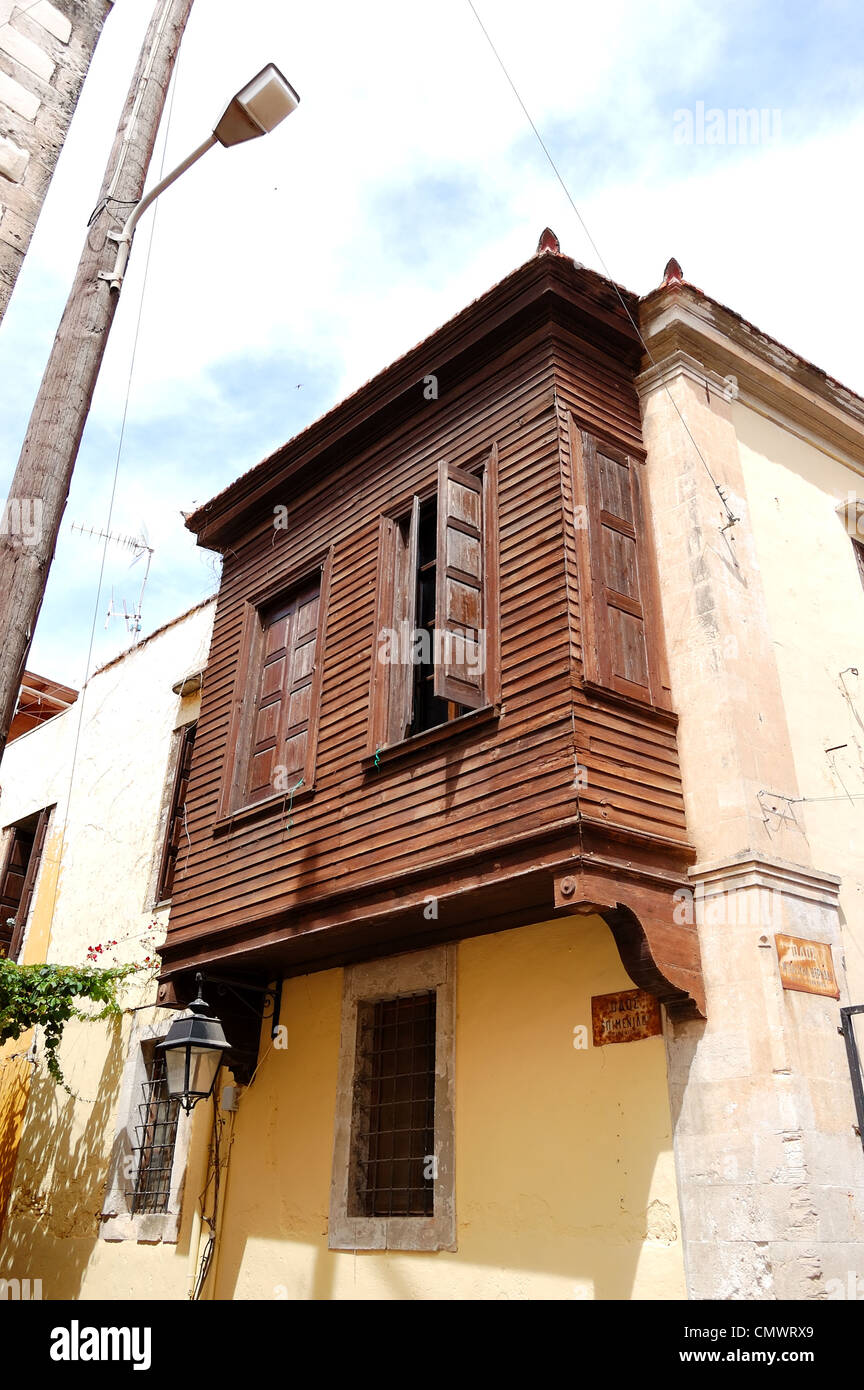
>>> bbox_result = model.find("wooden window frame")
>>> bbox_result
[0,807,51,961]
[329,945,456,1251]
[218,551,332,824]
[367,444,500,755]
[569,416,671,712]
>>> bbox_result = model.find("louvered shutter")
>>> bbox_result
[434,460,486,708]
[247,597,295,802]
[280,583,321,783]
[577,428,669,708]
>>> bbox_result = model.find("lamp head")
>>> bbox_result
[213,63,300,148]
[157,973,229,1113]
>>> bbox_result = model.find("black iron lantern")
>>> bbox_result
[157,973,229,1114]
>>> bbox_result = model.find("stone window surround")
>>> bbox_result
[329,943,456,1252]
[99,1013,193,1245]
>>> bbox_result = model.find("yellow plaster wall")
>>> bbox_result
[200,916,684,1302]
[0,1009,213,1300]
[735,404,864,999]
[0,828,64,1238]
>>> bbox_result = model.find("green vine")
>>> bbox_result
[0,960,139,1088]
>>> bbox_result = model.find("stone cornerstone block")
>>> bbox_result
[0,132,29,183]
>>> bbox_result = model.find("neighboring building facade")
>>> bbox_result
[0,238,863,1302]
[0,0,111,322]
[638,262,864,1298]
[0,599,214,1290]
[7,669,76,743]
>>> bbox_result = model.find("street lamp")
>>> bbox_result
[157,973,229,1114]
[104,62,300,290]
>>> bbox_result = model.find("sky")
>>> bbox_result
[1,0,863,687]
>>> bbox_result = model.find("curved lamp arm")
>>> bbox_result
[104,133,217,291]
[100,62,300,292]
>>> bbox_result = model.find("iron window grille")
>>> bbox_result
[350,991,437,1218]
[128,1048,180,1215]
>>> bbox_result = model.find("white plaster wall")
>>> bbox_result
[0,599,214,981]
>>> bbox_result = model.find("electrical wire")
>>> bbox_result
[464,0,738,529]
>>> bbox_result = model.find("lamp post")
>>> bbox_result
[0,0,301,760]
[158,973,228,1113]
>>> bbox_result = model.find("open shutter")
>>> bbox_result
[388,497,419,744]
[156,722,197,901]
[0,827,31,957]
[574,425,669,708]
[434,460,486,708]
[8,808,49,961]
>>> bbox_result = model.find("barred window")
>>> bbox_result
[329,946,455,1252]
[128,1047,180,1216]
[350,991,436,1218]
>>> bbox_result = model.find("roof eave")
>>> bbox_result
[186,253,641,550]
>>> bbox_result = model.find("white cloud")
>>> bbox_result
[1,0,862,683]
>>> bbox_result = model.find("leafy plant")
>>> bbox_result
[0,960,139,1087]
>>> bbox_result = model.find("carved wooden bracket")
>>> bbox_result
[554,868,704,1017]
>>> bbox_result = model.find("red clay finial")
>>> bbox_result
[663,257,684,284]
[537,227,561,255]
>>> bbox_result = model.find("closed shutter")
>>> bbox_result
[246,581,321,803]
[574,425,669,708]
[434,460,486,708]
[281,585,321,782]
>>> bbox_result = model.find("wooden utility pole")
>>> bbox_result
[0,0,195,755]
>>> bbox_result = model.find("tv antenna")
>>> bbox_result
[70,521,154,637]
